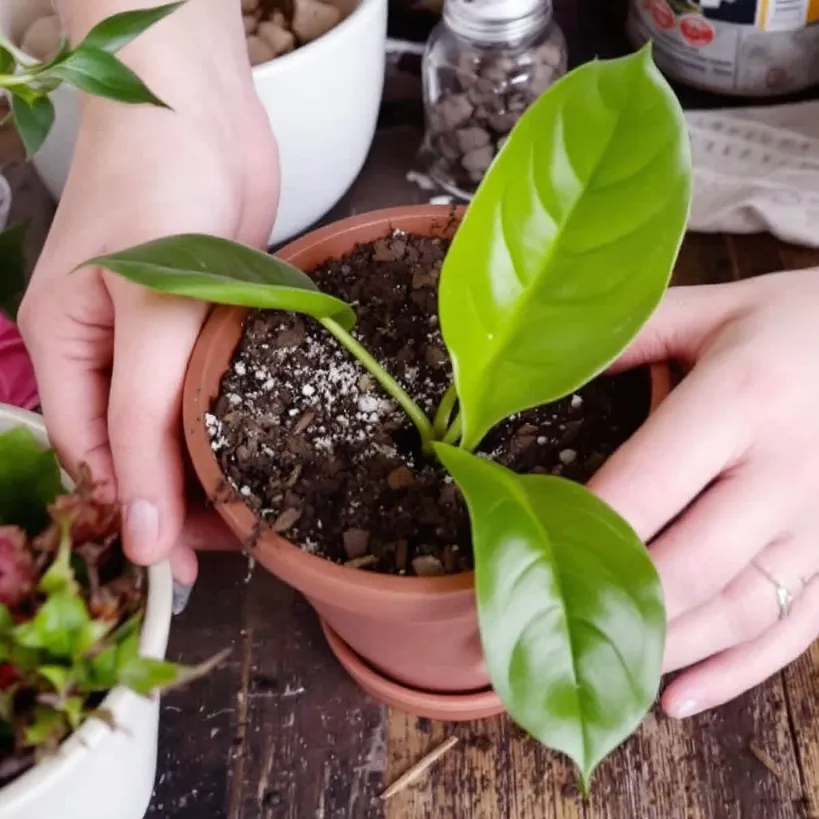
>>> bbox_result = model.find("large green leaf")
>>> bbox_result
[42,47,168,108]
[80,2,185,54]
[0,428,62,535]
[83,234,357,330]
[438,46,691,450]
[435,444,665,789]
[11,94,55,158]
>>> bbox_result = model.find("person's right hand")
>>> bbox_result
[18,2,278,596]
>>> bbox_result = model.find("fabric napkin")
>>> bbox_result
[685,100,819,247]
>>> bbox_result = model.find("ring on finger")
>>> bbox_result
[751,560,805,620]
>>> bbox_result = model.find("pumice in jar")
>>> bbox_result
[421,0,568,197]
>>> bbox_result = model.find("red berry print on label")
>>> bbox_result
[650,0,676,29]
[680,15,715,47]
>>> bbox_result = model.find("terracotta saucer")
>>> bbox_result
[320,619,505,721]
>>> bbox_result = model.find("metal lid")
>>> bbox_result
[443,0,551,43]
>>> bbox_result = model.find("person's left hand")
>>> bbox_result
[588,269,819,718]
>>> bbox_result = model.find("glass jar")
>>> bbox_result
[421,0,568,199]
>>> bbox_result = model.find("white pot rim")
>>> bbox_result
[251,0,383,78]
[0,405,173,810]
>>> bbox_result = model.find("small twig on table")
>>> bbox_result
[379,736,459,800]
[749,741,784,783]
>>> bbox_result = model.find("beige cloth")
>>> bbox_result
[686,101,819,247]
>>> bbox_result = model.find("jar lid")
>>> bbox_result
[444,0,551,43]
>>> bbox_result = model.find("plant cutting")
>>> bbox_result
[82,45,692,789]
[0,1,183,317]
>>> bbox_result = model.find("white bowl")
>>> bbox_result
[0,405,173,819]
[0,0,387,246]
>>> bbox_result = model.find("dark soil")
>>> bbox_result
[208,231,650,577]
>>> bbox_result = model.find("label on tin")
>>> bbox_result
[627,0,819,95]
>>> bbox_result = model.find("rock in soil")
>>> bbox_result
[209,229,650,576]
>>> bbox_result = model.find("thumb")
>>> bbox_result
[608,283,748,373]
[107,283,208,567]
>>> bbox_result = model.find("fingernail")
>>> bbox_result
[670,698,701,719]
[172,582,193,615]
[125,499,159,561]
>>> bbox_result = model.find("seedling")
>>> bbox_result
[0,426,224,785]
[85,46,692,788]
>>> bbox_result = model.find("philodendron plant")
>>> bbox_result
[0,426,223,784]
[84,46,692,789]
[0,2,182,316]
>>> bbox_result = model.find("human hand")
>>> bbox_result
[589,269,819,718]
[18,1,277,593]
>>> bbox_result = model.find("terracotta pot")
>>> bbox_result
[183,205,671,717]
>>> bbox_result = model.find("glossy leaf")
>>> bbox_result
[81,2,185,53]
[10,94,55,158]
[14,594,91,659]
[0,428,62,535]
[435,444,665,789]
[43,47,168,108]
[438,47,691,450]
[83,234,357,330]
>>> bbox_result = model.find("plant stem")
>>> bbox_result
[320,317,435,448]
[441,412,462,446]
[0,72,37,88]
[0,32,37,69]
[432,384,457,439]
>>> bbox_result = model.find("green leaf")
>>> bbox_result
[81,2,185,53]
[438,47,691,450]
[10,93,55,157]
[38,665,70,694]
[0,222,30,321]
[0,605,13,635]
[119,648,230,697]
[74,617,116,656]
[81,234,357,330]
[14,594,91,660]
[434,444,665,789]
[61,696,85,731]
[42,47,168,108]
[0,46,15,75]
[24,704,67,747]
[38,522,78,597]
[0,428,62,535]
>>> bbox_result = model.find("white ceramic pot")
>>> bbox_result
[0,0,387,246]
[0,405,173,819]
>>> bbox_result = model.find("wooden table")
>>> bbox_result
[3,3,819,817]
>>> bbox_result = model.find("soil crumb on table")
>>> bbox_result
[208,230,650,576]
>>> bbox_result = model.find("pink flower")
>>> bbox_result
[0,313,38,411]
[0,525,34,607]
